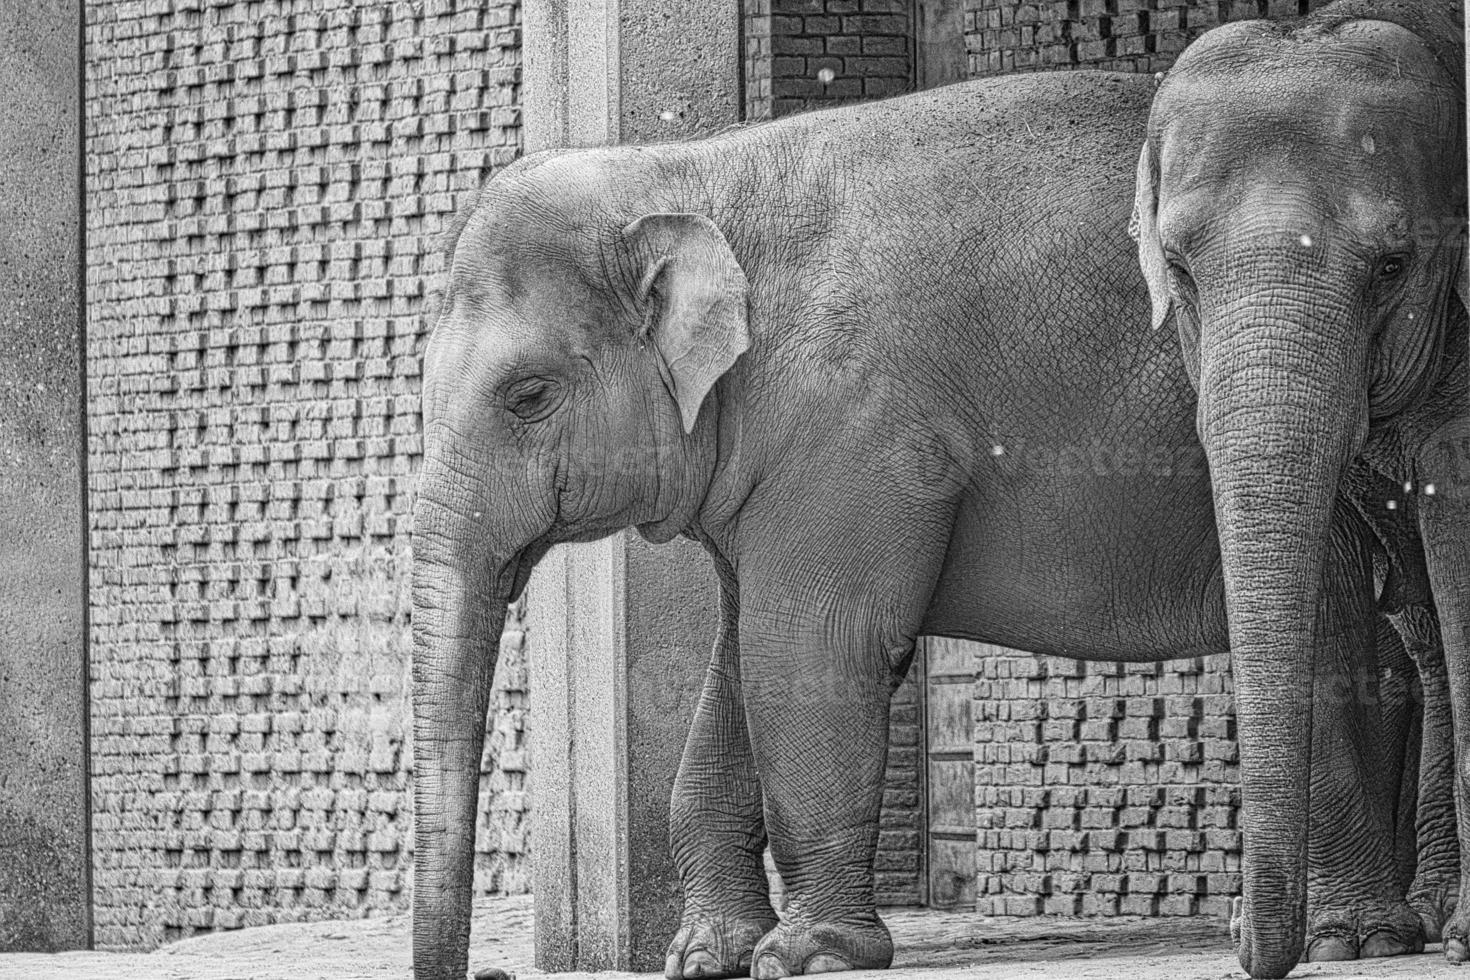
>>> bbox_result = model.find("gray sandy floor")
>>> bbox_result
[2,896,1462,980]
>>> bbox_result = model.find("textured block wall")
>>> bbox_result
[964,0,1320,76]
[746,0,915,120]
[85,0,524,949]
[974,653,1240,917]
[877,670,924,906]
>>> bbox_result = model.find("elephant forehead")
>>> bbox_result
[1163,73,1440,143]
[438,280,604,362]
[449,164,628,287]
[1156,75,1453,209]
[447,221,613,330]
[1158,16,1452,137]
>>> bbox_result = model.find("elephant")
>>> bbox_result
[1130,0,1468,973]
[412,68,1453,980]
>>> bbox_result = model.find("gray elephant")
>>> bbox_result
[1131,0,1467,972]
[412,69,1449,980]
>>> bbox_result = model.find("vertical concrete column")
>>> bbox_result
[521,0,741,971]
[0,0,89,952]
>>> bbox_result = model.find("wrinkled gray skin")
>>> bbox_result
[1352,469,1461,945]
[413,72,1453,980]
[1132,0,1468,975]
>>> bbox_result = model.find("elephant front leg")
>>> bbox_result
[667,574,778,980]
[741,641,898,980]
[726,462,951,977]
[733,537,940,978]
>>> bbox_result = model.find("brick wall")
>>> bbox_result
[878,670,924,905]
[85,0,524,949]
[964,0,1319,76]
[974,654,1240,917]
[746,0,915,120]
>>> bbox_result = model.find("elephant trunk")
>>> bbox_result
[411,454,513,980]
[1198,297,1367,979]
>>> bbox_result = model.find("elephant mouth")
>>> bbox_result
[504,541,552,604]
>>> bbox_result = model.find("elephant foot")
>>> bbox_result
[1441,905,1470,964]
[665,909,779,980]
[750,916,893,978]
[1305,900,1424,961]
[1408,876,1460,945]
[1230,898,1299,980]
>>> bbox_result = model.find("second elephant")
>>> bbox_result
[1132,0,1467,970]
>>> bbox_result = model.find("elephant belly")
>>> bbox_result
[920,479,1231,663]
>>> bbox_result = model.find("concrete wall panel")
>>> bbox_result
[0,0,89,953]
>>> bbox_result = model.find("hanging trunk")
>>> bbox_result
[411,464,512,980]
[1198,301,1366,979]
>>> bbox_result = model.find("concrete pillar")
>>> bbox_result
[521,0,741,971]
[0,0,90,952]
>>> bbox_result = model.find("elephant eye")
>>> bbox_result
[505,376,561,422]
[1165,257,1196,296]
[1375,253,1409,282]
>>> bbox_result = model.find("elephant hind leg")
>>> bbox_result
[667,572,778,980]
[1305,515,1424,962]
[1374,614,1419,895]
[1389,602,1462,944]
[1414,413,1470,964]
[1350,461,1460,943]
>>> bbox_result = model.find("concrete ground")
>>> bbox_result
[3,896,1465,980]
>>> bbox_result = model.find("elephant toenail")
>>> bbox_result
[1446,938,1470,964]
[1307,936,1357,962]
[804,954,852,974]
[753,954,792,980]
[1352,934,1411,957]
[683,950,721,979]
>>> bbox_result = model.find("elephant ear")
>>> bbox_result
[623,213,751,434]
[1129,142,1173,332]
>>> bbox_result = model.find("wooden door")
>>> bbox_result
[912,0,976,910]
[913,0,969,91]
[922,636,976,909]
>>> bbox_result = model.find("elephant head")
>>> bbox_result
[1131,6,1466,977]
[411,150,750,980]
